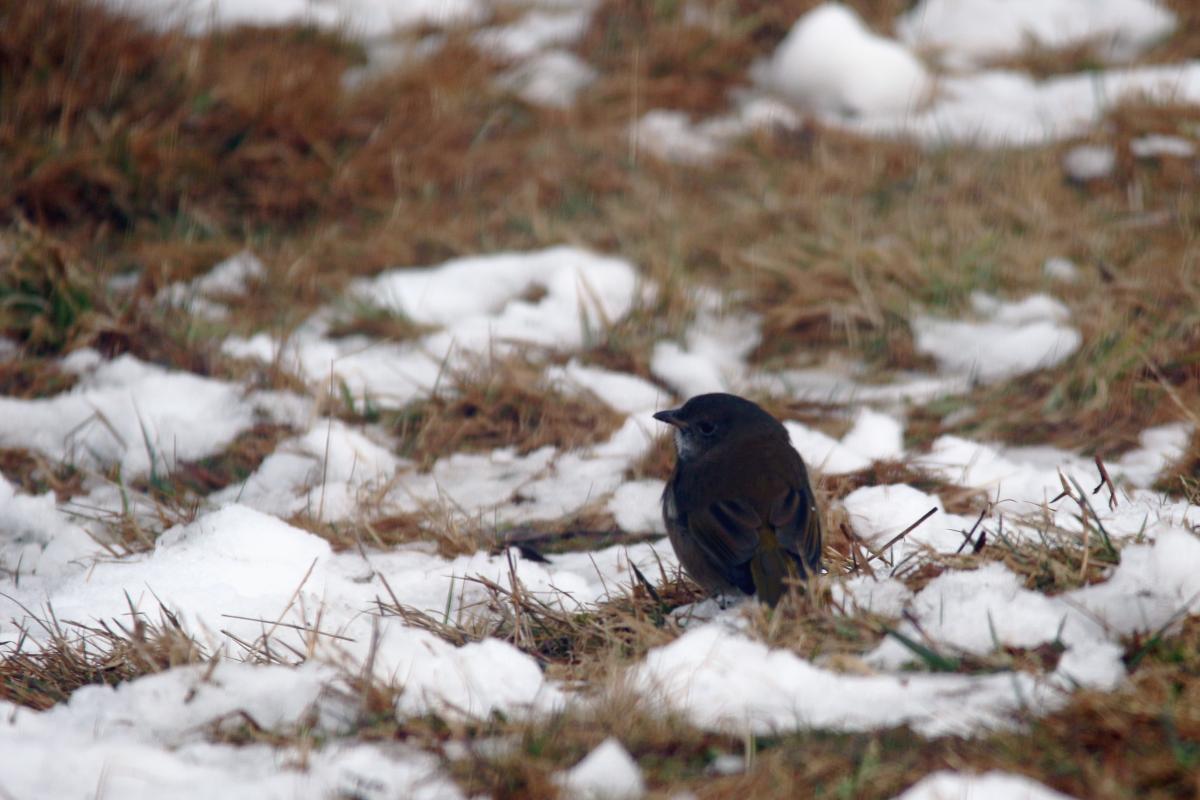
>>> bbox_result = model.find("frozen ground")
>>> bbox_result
[2,0,1197,798]
[3,240,1195,798]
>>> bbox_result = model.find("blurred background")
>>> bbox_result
[3,0,1197,472]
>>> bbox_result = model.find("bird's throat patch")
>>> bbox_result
[674,428,698,461]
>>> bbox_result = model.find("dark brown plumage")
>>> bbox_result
[653,393,822,606]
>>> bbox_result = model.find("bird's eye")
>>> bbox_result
[697,421,717,436]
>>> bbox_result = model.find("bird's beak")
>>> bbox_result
[653,408,686,428]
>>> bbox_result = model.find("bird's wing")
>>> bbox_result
[769,482,823,575]
[690,485,821,599]
[686,498,763,594]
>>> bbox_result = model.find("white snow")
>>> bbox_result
[557,737,646,800]
[1,241,1194,800]
[753,360,969,405]
[225,246,642,409]
[1065,528,1200,638]
[545,360,666,416]
[630,111,727,166]
[866,527,1200,684]
[629,98,800,165]
[855,62,1200,147]
[842,484,970,558]
[181,250,264,298]
[1063,144,1117,181]
[637,517,1198,740]
[893,770,1075,800]
[913,293,1081,384]
[834,575,913,617]
[1111,422,1193,488]
[917,435,1080,507]
[1,237,1194,800]
[378,632,561,719]
[651,298,760,396]
[499,49,598,108]
[0,660,464,799]
[784,408,905,476]
[608,479,669,534]
[341,36,447,90]
[631,623,1057,736]
[475,9,593,60]
[898,0,1176,68]
[36,661,339,741]
[110,0,484,36]
[0,474,101,581]
[370,413,659,530]
[763,3,932,117]
[0,353,257,477]
[354,246,636,335]
[9,505,332,651]
[1042,257,1080,283]
[840,408,906,462]
[1130,134,1196,158]
[158,251,265,321]
[916,423,1192,508]
[212,419,401,521]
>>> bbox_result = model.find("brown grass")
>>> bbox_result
[383,358,627,469]
[0,358,78,398]
[166,423,295,495]
[0,449,84,500]
[0,0,362,236]
[293,506,488,558]
[0,603,208,710]
[377,547,701,683]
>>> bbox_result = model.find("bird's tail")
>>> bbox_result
[750,528,797,607]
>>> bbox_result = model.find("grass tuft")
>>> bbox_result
[383,357,627,469]
[0,603,208,710]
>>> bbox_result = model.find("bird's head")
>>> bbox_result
[653,393,785,462]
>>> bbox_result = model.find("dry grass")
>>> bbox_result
[0,603,208,710]
[293,506,490,558]
[499,506,664,558]
[164,423,295,496]
[0,0,362,236]
[0,358,78,399]
[377,548,701,683]
[383,358,628,469]
[627,431,676,482]
[0,449,84,500]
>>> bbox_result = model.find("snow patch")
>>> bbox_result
[763,3,932,117]
[0,353,256,478]
[913,293,1081,383]
[111,0,484,36]
[225,247,642,409]
[893,770,1076,800]
[499,49,598,108]
[898,0,1176,68]
[557,738,646,800]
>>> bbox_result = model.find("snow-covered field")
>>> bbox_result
[2,0,1198,798]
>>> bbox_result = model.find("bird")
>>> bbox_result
[653,393,822,606]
